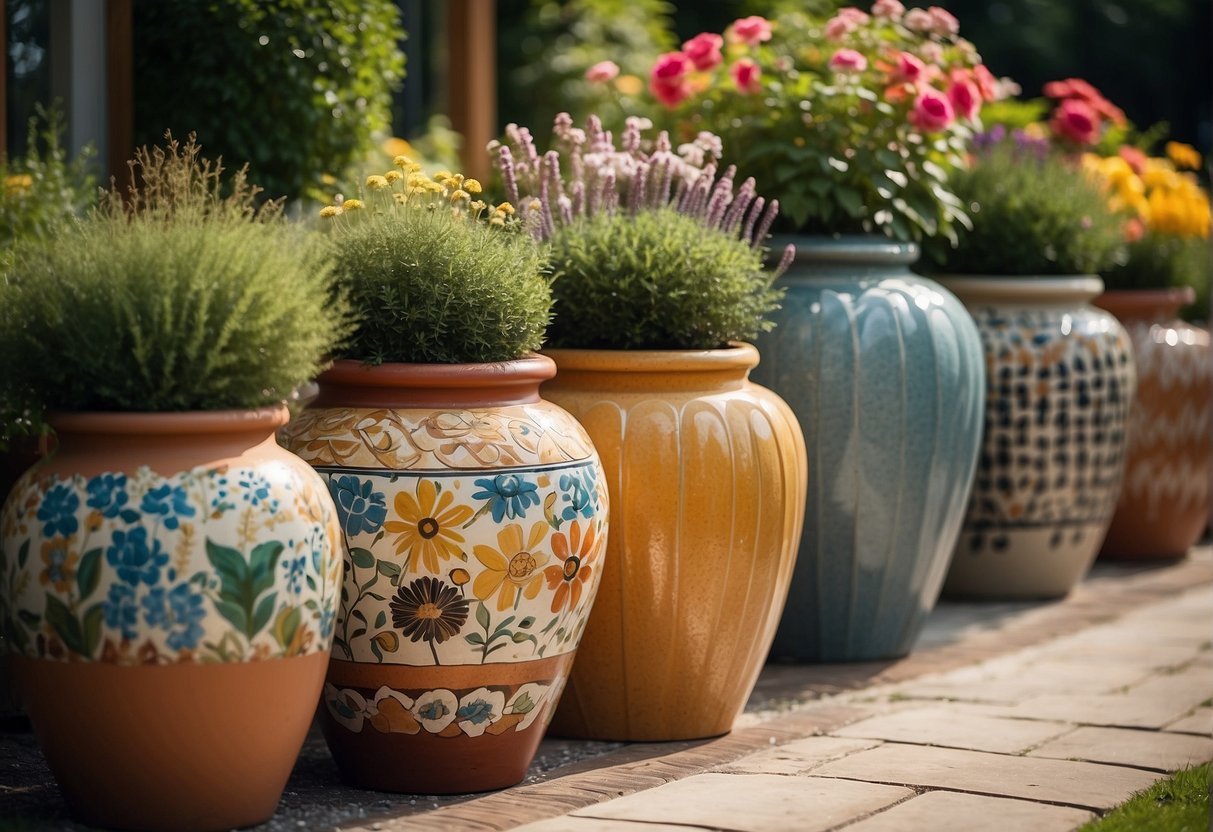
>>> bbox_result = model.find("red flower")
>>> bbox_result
[731,58,762,94]
[972,64,999,101]
[892,51,925,84]
[1044,78,1126,129]
[682,33,724,71]
[947,74,981,121]
[909,88,955,132]
[649,52,693,108]
[1050,97,1100,145]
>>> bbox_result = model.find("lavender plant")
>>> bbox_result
[492,114,793,350]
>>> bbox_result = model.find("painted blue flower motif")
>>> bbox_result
[238,473,273,508]
[37,483,80,538]
[284,555,308,594]
[142,583,206,651]
[559,468,597,522]
[140,484,196,531]
[328,475,387,536]
[457,698,495,725]
[418,698,449,722]
[106,527,170,586]
[104,583,139,641]
[318,606,336,640]
[85,473,129,519]
[471,474,539,522]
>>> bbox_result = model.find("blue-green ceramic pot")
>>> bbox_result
[753,236,984,661]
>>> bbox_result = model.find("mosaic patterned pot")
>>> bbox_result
[541,343,806,741]
[0,406,342,832]
[279,356,607,793]
[939,276,1137,599]
[751,237,984,662]
[1094,288,1211,559]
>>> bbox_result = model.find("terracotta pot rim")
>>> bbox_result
[541,341,759,373]
[48,404,289,436]
[1095,286,1197,314]
[935,274,1104,303]
[320,354,556,388]
[770,233,918,266]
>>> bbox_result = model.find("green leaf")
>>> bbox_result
[82,603,105,655]
[374,610,386,629]
[370,639,383,662]
[248,542,284,597]
[350,547,375,570]
[206,540,248,596]
[465,632,485,645]
[16,540,29,569]
[376,560,401,578]
[251,592,277,638]
[835,186,864,218]
[213,598,249,635]
[76,548,103,599]
[44,594,85,655]
[475,601,490,631]
[273,606,302,649]
[518,616,535,629]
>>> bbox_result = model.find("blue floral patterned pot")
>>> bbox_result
[0,406,342,831]
[938,276,1136,598]
[752,236,985,661]
[279,355,608,794]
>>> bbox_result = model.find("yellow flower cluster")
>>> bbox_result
[319,157,511,228]
[4,173,33,196]
[1084,147,1211,240]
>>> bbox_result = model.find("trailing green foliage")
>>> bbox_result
[0,136,351,413]
[928,143,1126,275]
[133,0,405,202]
[547,209,782,350]
[1077,762,1209,832]
[328,191,551,365]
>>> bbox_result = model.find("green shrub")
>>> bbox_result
[1103,232,1211,319]
[133,0,405,202]
[929,142,1126,275]
[0,136,351,413]
[547,209,782,350]
[323,167,551,365]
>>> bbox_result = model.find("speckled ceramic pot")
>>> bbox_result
[1095,288,1211,559]
[0,406,342,832]
[939,276,1137,599]
[279,356,608,793]
[751,237,984,661]
[541,343,806,741]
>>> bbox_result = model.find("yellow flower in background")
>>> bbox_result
[384,170,403,184]
[1166,142,1202,171]
[319,205,342,218]
[343,199,363,211]
[4,173,33,195]
[1085,150,1210,240]
[463,179,483,194]
[383,137,416,160]
[366,174,389,190]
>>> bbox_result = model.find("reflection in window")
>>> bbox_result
[6,0,51,158]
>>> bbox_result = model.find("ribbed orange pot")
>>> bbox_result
[1095,288,1211,558]
[541,343,806,741]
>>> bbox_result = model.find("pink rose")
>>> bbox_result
[903,8,933,31]
[838,6,871,23]
[1050,97,1100,145]
[730,16,773,46]
[829,48,868,72]
[871,0,906,18]
[682,33,724,71]
[649,52,693,108]
[947,76,980,121]
[824,15,855,39]
[908,88,955,132]
[927,6,960,35]
[585,60,620,83]
[972,64,998,101]
[893,51,925,83]
[919,42,944,64]
[731,58,762,94]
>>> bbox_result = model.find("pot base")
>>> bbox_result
[944,523,1106,600]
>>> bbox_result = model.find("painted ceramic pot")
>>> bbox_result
[0,406,342,832]
[541,343,806,741]
[939,276,1137,599]
[1095,288,1211,558]
[0,434,44,730]
[279,356,607,794]
[751,237,984,662]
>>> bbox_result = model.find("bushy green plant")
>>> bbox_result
[0,136,351,413]
[320,164,550,365]
[133,0,405,202]
[548,209,781,349]
[928,141,1126,275]
[1103,233,1211,318]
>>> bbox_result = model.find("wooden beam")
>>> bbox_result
[1,0,8,158]
[447,0,496,183]
[105,0,132,184]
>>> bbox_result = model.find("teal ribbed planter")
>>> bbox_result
[753,237,984,661]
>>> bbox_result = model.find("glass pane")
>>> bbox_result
[5,0,51,159]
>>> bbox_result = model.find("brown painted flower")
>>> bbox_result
[38,536,78,593]
[390,576,470,650]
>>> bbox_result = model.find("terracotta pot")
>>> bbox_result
[278,356,608,793]
[938,276,1137,599]
[0,406,342,831]
[1094,288,1211,558]
[540,343,806,741]
[752,237,984,661]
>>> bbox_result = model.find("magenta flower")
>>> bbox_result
[729,15,772,46]
[1050,97,1100,145]
[893,51,926,83]
[830,49,869,73]
[908,88,955,132]
[683,33,724,71]
[948,76,981,121]
[731,58,762,94]
[649,52,693,108]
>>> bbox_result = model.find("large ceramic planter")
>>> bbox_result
[279,356,607,793]
[1094,287,1211,558]
[0,406,342,831]
[751,237,984,662]
[939,276,1136,598]
[541,343,806,741]
[0,434,44,730]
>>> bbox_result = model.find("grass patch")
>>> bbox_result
[1078,762,1210,832]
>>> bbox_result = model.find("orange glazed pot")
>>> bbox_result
[0,406,342,831]
[279,356,608,793]
[541,343,807,742]
[1095,288,1212,558]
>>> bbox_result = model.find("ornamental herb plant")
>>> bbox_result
[319,161,551,365]
[0,135,352,414]
[643,4,1007,243]
[492,114,790,351]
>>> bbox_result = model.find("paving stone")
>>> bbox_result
[1058,618,1210,649]
[717,737,882,775]
[1032,639,1201,671]
[812,743,1160,811]
[830,706,1072,754]
[893,661,1150,704]
[570,772,912,832]
[513,818,696,831]
[1028,726,1213,771]
[838,790,1095,832]
[1165,707,1213,736]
